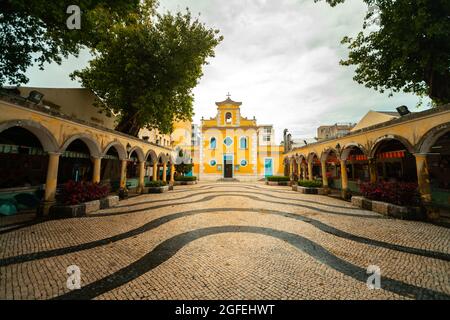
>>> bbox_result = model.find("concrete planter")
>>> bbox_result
[100,196,119,209]
[266,181,291,186]
[371,200,390,216]
[147,186,169,194]
[351,196,424,220]
[49,196,119,219]
[295,186,328,195]
[351,196,372,211]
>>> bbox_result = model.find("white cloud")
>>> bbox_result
[24,0,429,143]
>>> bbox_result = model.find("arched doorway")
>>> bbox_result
[427,131,450,210]
[145,150,158,182]
[323,150,340,189]
[283,158,290,177]
[0,127,48,218]
[58,139,94,183]
[157,154,167,181]
[311,154,321,180]
[102,147,122,191]
[341,145,370,193]
[299,157,308,180]
[291,157,298,181]
[127,151,140,191]
[373,139,417,183]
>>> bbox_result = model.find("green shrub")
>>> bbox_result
[145,181,167,187]
[297,180,323,188]
[267,176,290,182]
[175,176,197,182]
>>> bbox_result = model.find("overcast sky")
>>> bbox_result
[24,0,429,143]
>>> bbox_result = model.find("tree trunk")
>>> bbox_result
[427,69,450,105]
[115,112,141,137]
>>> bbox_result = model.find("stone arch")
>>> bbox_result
[417,122,450,154]
[128,146,145,162]
[297,154,307,163]
[0,119,59,153]
[341,143,368,161]
[289,155,297,164]
[320,147,339,162]
[103,141,127,160]
[158,153,167,164]
[145,149,158,164]
[369,135,415,158]
[307,152,319,163]
[60,133,102,157]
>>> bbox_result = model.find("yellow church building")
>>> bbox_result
[192,96,284,181]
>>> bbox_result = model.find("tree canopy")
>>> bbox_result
[318,0,450,105]
[71,2,223,136]
[0,0,141,85]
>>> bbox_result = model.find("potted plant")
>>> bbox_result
[145,181,169,193]
[266,176,291,186]
[174,176,198,185]
[295,180,327,195]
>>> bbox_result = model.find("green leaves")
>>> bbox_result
[0,0,141,86]
[71,2,222,136]
[319,0,450,105]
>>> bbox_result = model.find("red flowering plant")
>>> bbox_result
[359,182,420,207]
[61,181,110,205]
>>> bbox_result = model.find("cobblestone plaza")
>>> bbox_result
[1,182,449,300]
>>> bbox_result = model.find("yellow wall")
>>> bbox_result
[351,111,398,132]
[171,120,192,148]
[195,98,284,181]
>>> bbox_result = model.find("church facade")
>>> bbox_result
[192,96,284,181]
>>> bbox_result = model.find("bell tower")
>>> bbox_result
[215,93,242,127]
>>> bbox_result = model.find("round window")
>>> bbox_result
[224,137,233,146]
[210,160,217,166]
[241,159,248,167]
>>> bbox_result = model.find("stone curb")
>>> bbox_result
[294,186,327,195]
[351,196,424,220]
[146,186,170,194]
[174,181,197,186]
[266,181,291,186]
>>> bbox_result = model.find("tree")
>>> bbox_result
[71,2,223,136]
[175,163,194,177]
[0,0,141,86]
[317,0,450,104]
